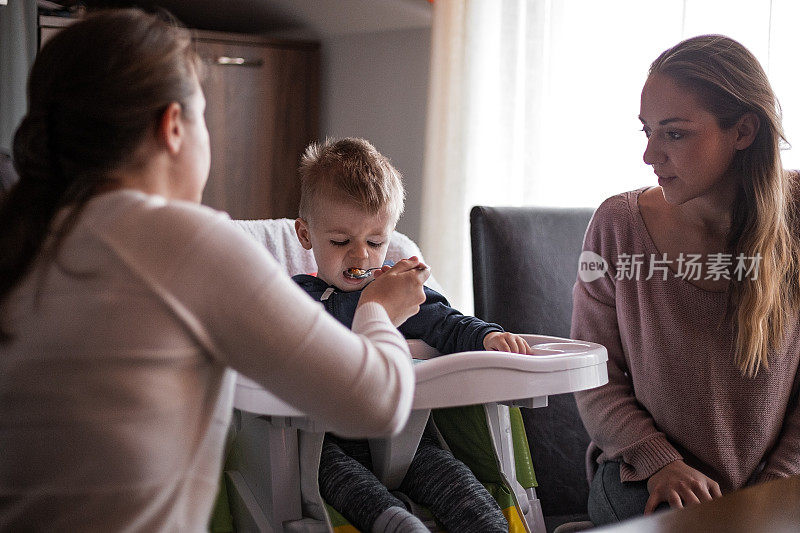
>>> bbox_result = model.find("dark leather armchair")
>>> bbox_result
[470,205,595,532]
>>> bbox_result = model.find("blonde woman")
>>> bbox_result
[572,35,800,525]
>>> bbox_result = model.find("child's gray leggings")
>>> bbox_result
[318,428,508,532]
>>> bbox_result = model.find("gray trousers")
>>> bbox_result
[319,430,507,532]
[588,461,670,526]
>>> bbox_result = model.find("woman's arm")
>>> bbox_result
[572,195,721,510]
[754,377,800,482]
[572,197,682,481]
[115,203,417,438]
[572,249,723,511]
[572,280,682,482]
[205,218,419,437]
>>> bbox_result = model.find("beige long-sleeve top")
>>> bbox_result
[0,189,414,531]
[572,188,800,492]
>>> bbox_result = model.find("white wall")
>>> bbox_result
[319,27,431,242]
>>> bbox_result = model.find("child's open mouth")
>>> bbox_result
[343,267,374,279]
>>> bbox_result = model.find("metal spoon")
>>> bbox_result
[343,267,381,279]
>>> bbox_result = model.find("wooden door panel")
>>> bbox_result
[36,21,319,221]
[196,39,318,220]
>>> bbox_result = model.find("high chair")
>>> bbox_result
[214,218,608,533]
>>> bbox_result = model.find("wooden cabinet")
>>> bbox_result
[39,17,319,220]
[194,32,319,220]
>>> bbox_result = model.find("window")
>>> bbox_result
[422,0,800,310]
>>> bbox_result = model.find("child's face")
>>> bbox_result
[296,196,395,291]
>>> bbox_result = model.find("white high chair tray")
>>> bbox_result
[410,334,607,409]
[235,376,306,418]
[233,334,608,418]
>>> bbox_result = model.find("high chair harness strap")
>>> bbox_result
[321,288,335,301]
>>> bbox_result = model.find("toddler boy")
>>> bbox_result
[293,137,531,533]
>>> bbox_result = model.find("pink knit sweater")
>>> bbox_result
[572,188,800,492]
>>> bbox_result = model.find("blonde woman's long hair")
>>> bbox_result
[650,35,800,377]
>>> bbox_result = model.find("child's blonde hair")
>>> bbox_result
[298,137,405,224]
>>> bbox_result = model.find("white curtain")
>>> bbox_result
[421,0,800,312]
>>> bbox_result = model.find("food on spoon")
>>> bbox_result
[344,267,370,279]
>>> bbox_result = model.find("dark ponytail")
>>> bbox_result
[0,9,201,341]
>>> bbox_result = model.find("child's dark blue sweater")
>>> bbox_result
[292,274,503,354]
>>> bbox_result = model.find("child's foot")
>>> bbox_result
[371,505,429,533]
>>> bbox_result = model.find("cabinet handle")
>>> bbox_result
[214,56,264,67]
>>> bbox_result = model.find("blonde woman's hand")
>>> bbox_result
[360,257,430,326]
[483,332,533,354]
[645,460,722,514]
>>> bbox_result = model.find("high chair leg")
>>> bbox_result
[225,470,274,532]
[224,412,310,531]
[485,403,546,533]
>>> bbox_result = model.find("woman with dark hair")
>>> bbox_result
[0,9,428,530]
[573,34,800,525]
